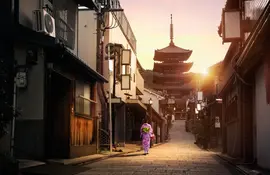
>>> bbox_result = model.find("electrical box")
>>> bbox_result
[16,72,27,88]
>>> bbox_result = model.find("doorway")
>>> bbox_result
[45,71,72,159]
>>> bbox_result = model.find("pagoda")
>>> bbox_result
[153,14,193,119]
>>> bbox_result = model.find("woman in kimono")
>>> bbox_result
[140,118,153,155]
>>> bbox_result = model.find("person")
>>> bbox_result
[140,118,153,155]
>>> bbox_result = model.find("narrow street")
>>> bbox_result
[76,121,241,175]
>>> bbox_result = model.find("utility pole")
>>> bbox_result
[108,46,113,153]
[95,0,123,154]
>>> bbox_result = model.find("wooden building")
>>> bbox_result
[200,62,223,150]
[218,0,270,169]
[1,0,108,160]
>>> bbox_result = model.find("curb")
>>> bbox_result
[75,142,167,166]
[46,142,168,166]
[215,154,249,175]
[215,153,262,175]
[72,150,140,166]
[152,142,166,148]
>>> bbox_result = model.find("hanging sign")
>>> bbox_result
[121,49,131,65]
[215,116,221,128]
[121,74,131,90]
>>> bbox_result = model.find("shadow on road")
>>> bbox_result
[117,153,146,157]
[212,155,243,175]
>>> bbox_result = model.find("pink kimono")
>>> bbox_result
[140,123,153,154]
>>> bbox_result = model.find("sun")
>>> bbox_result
[202,68,208,76]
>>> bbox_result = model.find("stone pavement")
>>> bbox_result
[76,120,242,175]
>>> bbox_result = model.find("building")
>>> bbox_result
[152,15,193,120]
[218,0,270,169]
[200,62,223,149]
[0,0,108,160]
[141,88,167,143]
[98,6,147,146]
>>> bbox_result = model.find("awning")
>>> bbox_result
[126,99,147,111]
[149,106,167,124]
[63,49,108,83]
[15,24,56,47]
[76,0,98,10]
[14,24,107,83]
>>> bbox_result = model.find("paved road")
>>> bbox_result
[76,120,241,175]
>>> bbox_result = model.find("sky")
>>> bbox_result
[119,0,230,73]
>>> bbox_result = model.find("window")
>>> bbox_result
[75,81,91,116]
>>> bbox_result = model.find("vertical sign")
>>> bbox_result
[215,116,221,128]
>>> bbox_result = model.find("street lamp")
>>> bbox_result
[148,98,153,122]
[149,98,153,105]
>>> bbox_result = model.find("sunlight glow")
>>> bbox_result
[202,68,208,76]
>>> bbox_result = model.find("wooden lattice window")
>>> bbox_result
[75,81,91,116]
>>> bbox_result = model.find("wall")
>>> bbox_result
[14,43,45,158]
[255,65,270,169]
[19,0,78,55]
[105,13,137,102]
[136,69,144,94]
[142,89,164,114]
[78,10,97,70]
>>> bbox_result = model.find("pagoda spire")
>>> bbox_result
[170,14,174,46]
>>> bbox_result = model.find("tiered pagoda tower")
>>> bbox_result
[153,14,193,119]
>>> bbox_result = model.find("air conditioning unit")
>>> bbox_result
[33,9,55,37]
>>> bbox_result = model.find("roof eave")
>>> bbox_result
[64,49,108,83]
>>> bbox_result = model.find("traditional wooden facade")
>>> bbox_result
[1,0,107,160]
[218,0,270,169]
[152,15,193,119]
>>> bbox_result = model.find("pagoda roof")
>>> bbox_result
[153,14,192,61]
[156,43,192,54]
[152,71,192,78]
[153,62,193,73]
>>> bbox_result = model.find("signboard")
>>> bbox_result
[222,9,241,42]
[215,116,221,128]
[111,98,121,104]
[168,98,175,104]
[197,91,203,101]
[121,49,131,65]
[121,74,131,90]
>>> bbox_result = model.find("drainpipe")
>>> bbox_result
[10,77,17,157]
[10,0,19,157]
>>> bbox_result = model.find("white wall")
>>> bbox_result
[255,64,270,169]
[104,13,137,102]
[78,10,97,70]
[142,89,164,114]
[136,69,144,94]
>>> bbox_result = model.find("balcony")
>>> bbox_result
[136,69,144,95]
[244,0,269,21]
